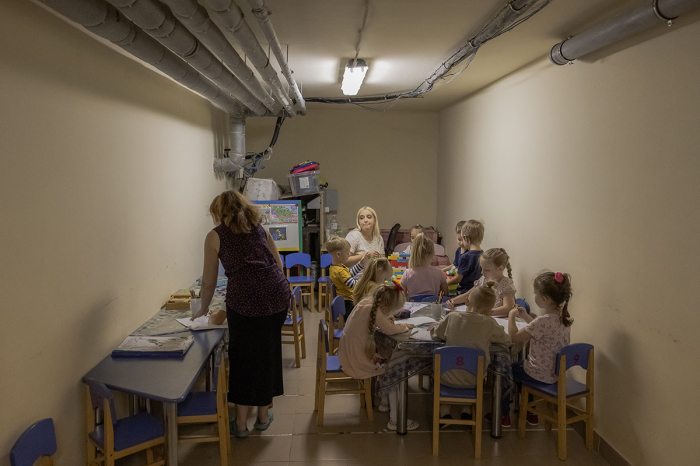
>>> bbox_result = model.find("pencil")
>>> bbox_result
[437,291,443,304]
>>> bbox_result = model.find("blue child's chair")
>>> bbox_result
[517,343,595,460]
[282,286,306,367]
[10,418,57,466]
[317,253,333,312]
[516,298,531,314]
[420,295,450,303]
[432,347,485,458]
[285,253,315,312]
[325,296,346,354]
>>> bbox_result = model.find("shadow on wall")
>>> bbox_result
[5,0,220,128]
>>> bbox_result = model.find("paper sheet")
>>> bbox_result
[449,305,468,312]
[408,327,433,341]
[400,316,437,327]
[403,302,428,314]
[494,317,527,331]
[177,316,228,331]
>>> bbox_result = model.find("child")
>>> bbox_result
[338,282,417,430]
[431,281,511,418]
[498,271,573,427]
[353,257,393,305]
[326,236,370,319]
[442,220,467,272]
[404,224,425,254]
[447,248,516,317]
[446,220,484,294]
[401,233,449,299]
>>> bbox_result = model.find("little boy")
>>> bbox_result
[404,224,425,254]
[442,221,467,272]
[446,219,484,294]
[326,236,370,318]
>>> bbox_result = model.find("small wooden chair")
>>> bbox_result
[282,286,306,367]
[177,348,230,466]
[432,347,485,459]
[316,253,333,312]
[517,343,595,460]
[85,380,165,466]
[10,418,57,466]
[324,296,346,355]
[314,320,373,426]
[285,253,315,312]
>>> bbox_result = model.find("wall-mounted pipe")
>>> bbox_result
[246,0,306,115]
[160,0,282,114]
[104,0,268,115]
[41,0,243,114]
[203,0,296,116]
[551,0,700,65]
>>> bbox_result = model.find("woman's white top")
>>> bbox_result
[346,230,385,256]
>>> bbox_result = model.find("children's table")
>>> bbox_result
[83,328,226,466]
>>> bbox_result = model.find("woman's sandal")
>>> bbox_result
[387,418,419,431]
[230,418,250,438]
[254,410,275,431]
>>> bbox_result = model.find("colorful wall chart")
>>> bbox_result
[254,200,301,251]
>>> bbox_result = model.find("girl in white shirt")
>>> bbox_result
[345,206,384,265]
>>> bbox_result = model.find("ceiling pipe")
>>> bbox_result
[203,0,296,116]
[41,0,243,115]
[551,0,700,65]
[105,0,268,115]
[246,0,306,115]
[159,0,282,114]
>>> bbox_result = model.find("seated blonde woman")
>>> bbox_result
[345,206,384,266]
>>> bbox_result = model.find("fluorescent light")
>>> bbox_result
[341,59,368,95]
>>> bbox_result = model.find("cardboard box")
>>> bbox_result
[165,297,191,310]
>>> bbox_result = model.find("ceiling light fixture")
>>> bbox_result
[342,59,369,95]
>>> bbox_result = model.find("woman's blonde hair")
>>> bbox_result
[365,282,406,360]
[353,258,392,305]
[209,191,261,234]
[480,248,512,279]
[408,233,434,268]
[469,281,497,314]
[354,206,380,241]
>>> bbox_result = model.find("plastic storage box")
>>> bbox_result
[288,171,320,195]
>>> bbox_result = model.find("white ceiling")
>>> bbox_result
[228,0,643,111]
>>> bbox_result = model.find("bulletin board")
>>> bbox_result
[254,200,302,252]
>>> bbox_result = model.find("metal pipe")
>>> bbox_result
[41,0,243,115]
[160,0,281,114]
[551,0,700,65]
[396,380,408,435]
[105,0,268,115]
[246,0,306,115]
[491,373,503,439]
[203,0,296,116]
[230,111,246,169]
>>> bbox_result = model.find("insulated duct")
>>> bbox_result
[550,0,700,65]
[247,0,307,115]
[203,0,296,116]
[105,0,268,115]
[159,0,282,114]
[41,0,243,114]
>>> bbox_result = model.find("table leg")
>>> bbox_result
[205,354,212,391]
[165,402,178,466]
[396,379,408,435]
[491,373,502,439]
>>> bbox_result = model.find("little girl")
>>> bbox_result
[446,248,516,316]
[499,271,573,426]
[352,257,393,306]
[401,233,449,299]
[338,282,418,430]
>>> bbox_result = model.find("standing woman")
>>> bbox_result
[193,190,290,437]
[345,206,385,265]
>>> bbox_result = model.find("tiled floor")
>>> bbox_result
[149,306,609,466]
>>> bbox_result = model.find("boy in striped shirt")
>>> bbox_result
[326,236,370,319]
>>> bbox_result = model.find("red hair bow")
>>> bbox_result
[392,279,404,292]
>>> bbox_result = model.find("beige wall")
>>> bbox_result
[0,0,229,462]
[437,19,700,466]
[246,108,439,232]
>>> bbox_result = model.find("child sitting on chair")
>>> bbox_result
[446,220,484,294]
[353,257,393,306]
[442,220,467,272]
[431,281,511,419]
[401,233,449,300]
[326,236,370,319]
[338,282,417,430]
[404,224,424,254]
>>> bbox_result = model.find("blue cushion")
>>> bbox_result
[283,316,303,326]
[89,413,163,452]
[317,276,329,283]
[333,328,344,339]
[439,384,477,399]
[523,378,589,398]
[288,276,314,284]
[326,356,343,373]
[177,391,217,417]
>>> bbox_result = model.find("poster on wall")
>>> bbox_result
[253,200,301,252]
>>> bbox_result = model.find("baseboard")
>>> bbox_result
[572,421,632,466]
